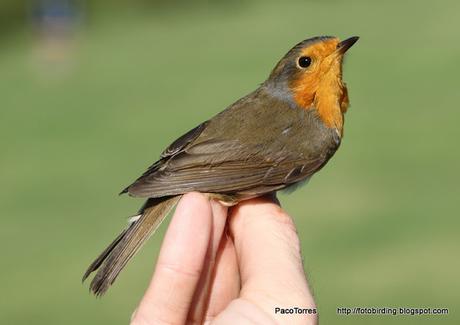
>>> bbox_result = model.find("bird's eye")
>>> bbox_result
[298,56,312,68]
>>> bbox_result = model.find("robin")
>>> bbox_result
[83,35,359,295]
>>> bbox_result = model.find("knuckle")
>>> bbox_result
[269,210,299,239]
[267,210,303,260]
[158,262,202,280]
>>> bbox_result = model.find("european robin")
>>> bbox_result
[83,35,359,295]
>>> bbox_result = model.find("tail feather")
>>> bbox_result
[82,228,129,282]
[83,195,181,296]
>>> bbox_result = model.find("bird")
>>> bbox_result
[83,35,359,296]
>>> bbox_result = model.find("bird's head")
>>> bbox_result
[267,36,358,116]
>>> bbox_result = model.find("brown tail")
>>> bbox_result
[82,195,181,296]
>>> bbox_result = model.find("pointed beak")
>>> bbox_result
[336,36,359,55]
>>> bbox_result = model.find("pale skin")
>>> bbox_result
[130,192,318,325]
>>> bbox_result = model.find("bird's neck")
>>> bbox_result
[313,80,348,135]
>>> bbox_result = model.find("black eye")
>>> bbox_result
[298,56,312,68]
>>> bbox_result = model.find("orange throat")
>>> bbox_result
[314,81,348,134]
[293,76,349,135]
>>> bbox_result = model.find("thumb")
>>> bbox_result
[228,195,317,323]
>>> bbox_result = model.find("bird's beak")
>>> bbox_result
[336,36,359,55]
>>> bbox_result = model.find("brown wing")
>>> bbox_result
[124,144,326,198]
[122,87,339,199]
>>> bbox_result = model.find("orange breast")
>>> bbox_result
[314,81,347,133]
[292,76,348,134]
[288,39,349,134]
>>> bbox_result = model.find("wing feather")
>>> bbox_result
[125,147,325,198]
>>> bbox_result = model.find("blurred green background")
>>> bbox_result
[1,0,459,324]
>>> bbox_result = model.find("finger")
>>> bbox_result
[202,232,240,324]
[187,200,228,324]
[229,195,316,323]
[131,193,212,325]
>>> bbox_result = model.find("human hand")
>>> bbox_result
[130,192,317,325]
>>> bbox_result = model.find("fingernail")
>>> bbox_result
[209,199,226,218]
[130,308,138,322]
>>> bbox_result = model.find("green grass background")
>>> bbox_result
[1,0,459,324]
